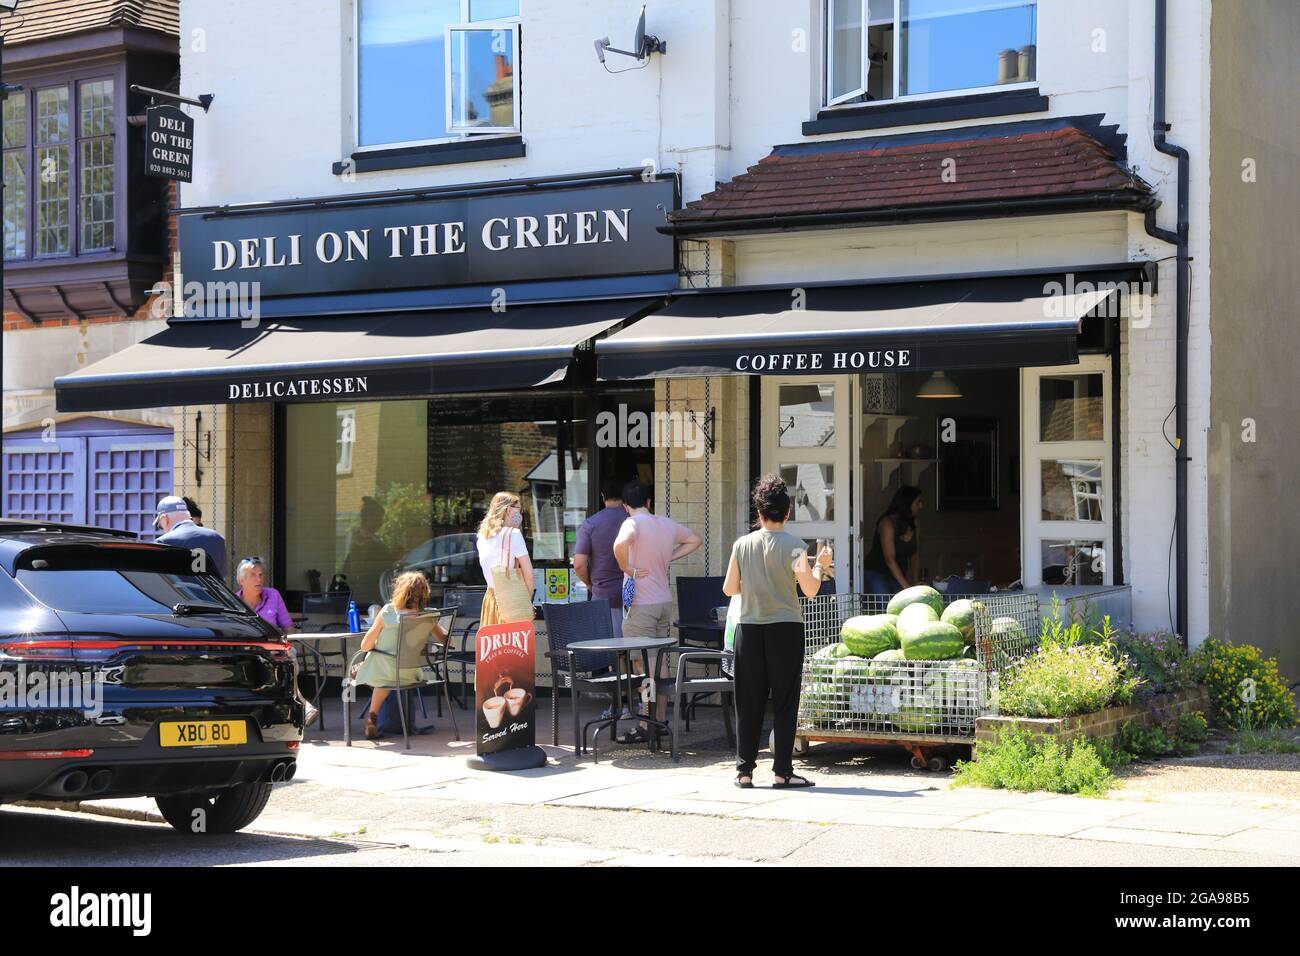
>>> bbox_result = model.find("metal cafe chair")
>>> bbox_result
[675,575,727,648]
[343,610,458,750]
[543,599,656,753]
[442,585,487,709]
[669,647,735,761]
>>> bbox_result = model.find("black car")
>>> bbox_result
[0,520,302,833]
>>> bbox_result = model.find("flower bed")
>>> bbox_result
[975,685,1212,751]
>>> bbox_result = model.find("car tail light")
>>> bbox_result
[0,749,94,760]
[285,741,300,750]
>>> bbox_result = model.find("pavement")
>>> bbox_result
[20,695,1300,866]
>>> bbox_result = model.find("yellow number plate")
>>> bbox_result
[159,720,248,748]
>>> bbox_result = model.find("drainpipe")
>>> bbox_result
[1143,0,1191,643]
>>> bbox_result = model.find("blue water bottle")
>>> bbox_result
[347,599,360,633]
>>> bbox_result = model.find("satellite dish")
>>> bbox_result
[593,4,666,64]
[633,5,646,56]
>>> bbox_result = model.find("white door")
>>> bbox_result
[1021,357,1113,586]
[761,376,854,585]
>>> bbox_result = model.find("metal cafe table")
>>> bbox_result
[289,632,357,731]
[566,635,677,761]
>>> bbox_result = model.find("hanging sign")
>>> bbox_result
[144,105,194,182]
[474,620,538,756]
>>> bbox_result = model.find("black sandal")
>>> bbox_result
[735,772,754,789]
[772,773,815,789]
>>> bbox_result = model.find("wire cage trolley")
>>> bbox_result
[795,591,1040,770]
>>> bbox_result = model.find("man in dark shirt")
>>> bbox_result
[155,496,229,582]
[573,483,627,639]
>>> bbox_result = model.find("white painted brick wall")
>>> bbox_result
[177,0,1215,640]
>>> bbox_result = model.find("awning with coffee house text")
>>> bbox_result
[595,271,1132,381]
[55,299,659,413]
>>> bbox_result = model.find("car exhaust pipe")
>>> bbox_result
[87,770,114,794]
[282,761,297,782]
[269,761,287,783]
[59,770,90,796]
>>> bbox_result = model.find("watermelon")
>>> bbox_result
[941,599,981,642]
[865,647,909,680]
[892,703,946,732]
[812,644,837,660]
[991,616,1027,642]
[840,614,900,658]
[897,602,940,635]
[832,657,871,683]
[901,621,966,660]
[886,585,944,618]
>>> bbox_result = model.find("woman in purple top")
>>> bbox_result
[236,557,294,633]
[237,557,318,727]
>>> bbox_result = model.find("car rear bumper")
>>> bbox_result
[1,743,298,801]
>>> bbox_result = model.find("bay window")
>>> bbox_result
[3,76,116,260]
[826,0,1037,107]
[357,0,520,149]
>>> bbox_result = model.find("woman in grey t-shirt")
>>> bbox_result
[723,475,833,788]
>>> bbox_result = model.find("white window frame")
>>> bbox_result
[445,22,521,135]
[761,376,855,587]
[352,0,521,153]
[336,408,356,476]
[822,0,1038,110]
[1020,356,1113,588]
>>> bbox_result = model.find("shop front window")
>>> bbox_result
[1040,539,1105,586]
[778,382,837,448]
[284,394,593,611]
[1040,459,1104,523]
[780,463,836,522]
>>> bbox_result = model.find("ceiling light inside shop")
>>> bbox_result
[915,371,962,399]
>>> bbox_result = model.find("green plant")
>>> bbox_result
[1116,629,1200,695]
[373,482,436,554]
[1191,638,1297,730]
[1227,727,1300,755]
[953,729,1117,795]
[1178,711,1209,744]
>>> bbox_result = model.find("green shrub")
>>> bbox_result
[953,729,1117,795]
[1116,629,1200,695]
[1227,727,1300,755]
[1178,711,1209,744]
[1191,639,1297,730]
[1000,643,1142,718]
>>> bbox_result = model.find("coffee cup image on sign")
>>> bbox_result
[483,696,508,728]
[505,687,532,716]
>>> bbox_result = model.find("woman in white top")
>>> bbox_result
[476,491,535,626]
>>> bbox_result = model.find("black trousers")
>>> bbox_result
[734,620,805,777]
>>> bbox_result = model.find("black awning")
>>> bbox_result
[596,272,1129,380]
[55,299,657,413]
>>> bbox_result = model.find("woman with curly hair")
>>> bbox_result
[353,570,444,740]
[723,474,832,788]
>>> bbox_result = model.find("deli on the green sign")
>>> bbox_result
[144,105,194,183]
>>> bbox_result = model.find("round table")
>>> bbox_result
[566,635,677,760]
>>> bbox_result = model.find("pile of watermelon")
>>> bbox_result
[802,585,1015,732]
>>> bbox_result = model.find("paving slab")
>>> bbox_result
[1211,828,1300,858]
[1068,826,1223,850]
[829,807,973,829]
[732,797,860,823]
[1018,795,1161,817]
[949,809,1115,837]
[1103,806,1280,837]
[635,797,754,816]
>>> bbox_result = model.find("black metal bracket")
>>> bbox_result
[688,407,716,455]
[129,84,214,112]
[183,410,212,485]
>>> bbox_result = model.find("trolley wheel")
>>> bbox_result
[793,736,810,757]
[927,756,948,772]
[910,756,925,770]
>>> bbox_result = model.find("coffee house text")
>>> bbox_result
[735,349,912,372]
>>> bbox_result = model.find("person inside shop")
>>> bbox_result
[236,556,320,728]
[342,495,394,607]
[612,480,701,744]
[724,474,832,789]
[863,485,924,595]
[476,491,534,627]
[154,495,228,582]
[573,482,627,640]
[352,570,447,740]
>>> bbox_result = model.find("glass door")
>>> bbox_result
[761,376,854,585]
[1021,357,1113,587]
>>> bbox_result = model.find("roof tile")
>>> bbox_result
[0,0,178,45]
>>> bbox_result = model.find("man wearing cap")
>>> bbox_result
[155,496,229,581]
